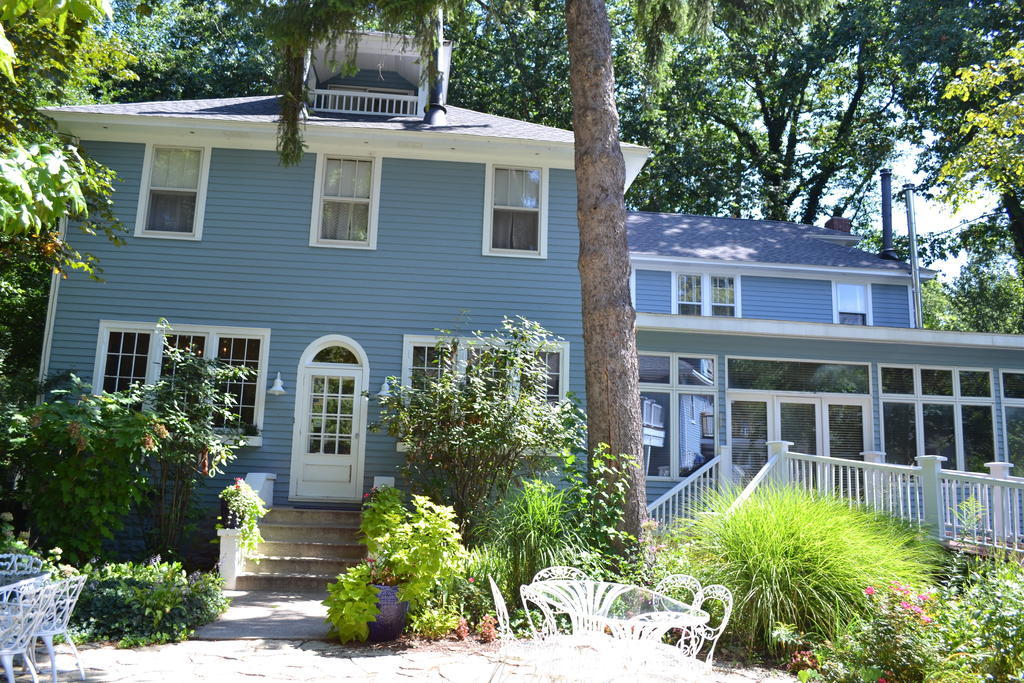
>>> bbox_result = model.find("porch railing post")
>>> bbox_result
[861,451,885,510]
[718,445,733,490]
[916,455,947,538]
[766,440,793,486]
[986,461,1013,544]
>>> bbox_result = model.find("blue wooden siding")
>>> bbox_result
[636,329,1024,463]
[872,284,911,327]
[634,269,672,313]
[49,143,585,505]
[741,276,833,323]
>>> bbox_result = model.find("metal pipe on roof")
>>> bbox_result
[879,168,899,261]
[423,8,448,126]
[903,183,923,329]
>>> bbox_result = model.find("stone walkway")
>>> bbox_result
[18,591,793,682]
[28,639,794,682]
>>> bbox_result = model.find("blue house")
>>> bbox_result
[42,33,1024,517]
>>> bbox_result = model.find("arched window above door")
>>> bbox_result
[313,345,359,364]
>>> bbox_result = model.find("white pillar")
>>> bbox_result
[861,451,885,509]
[217,528,244,590]
[986,461,1013,543]
[718,445,733,489]
[766,440,793,485]
[916,455,947,538]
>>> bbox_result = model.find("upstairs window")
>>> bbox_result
[312,155,377,248]
[674,274,738,317]
[677,275,702,315]
[137,146,209,239]
[486,166,546,257]
[836,283,868,325]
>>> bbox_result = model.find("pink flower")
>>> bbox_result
[899,601,912,610]
[911,605,923,614]
[864,586,876,596]
[918,593,932,601]
[468,577,475,583]
[922,615,934,624]
[878,679,888,683]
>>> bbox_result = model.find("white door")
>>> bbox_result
[290,366,365,501]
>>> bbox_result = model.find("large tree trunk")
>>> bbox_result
[1001,192,1024,264]
[565,0,646,542]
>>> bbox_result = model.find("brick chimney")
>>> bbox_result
[825,215,852,233]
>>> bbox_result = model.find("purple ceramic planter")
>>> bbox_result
[367,584,409,642]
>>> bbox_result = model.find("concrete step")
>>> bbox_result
[263,507,362,527]
[257,540,364,561]
[243,555,356,577]
[234,573,336,592]
[260,522,361,544]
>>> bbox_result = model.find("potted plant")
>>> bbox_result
[218,478,268,555]
[324,488,465,643]
[363,557,410,642]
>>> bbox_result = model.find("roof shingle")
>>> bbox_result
[627,211,913,272]
[45,95,586,145]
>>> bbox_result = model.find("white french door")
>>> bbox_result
[729,393,871,480]
[290,366,366,501]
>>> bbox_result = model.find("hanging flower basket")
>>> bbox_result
[367,584,409,642]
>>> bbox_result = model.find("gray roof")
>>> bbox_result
[45,95,586,145]
[627,212,914,272]
[318,69,416,92]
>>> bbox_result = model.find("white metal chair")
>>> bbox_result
[487,576,514,641]
[0,556,43,575]
[653,574,703,607]
[0,579,57,683]
[691,584,733,670]
[531,566,589,583]
[29,575,87,683]
[520,584,560,639]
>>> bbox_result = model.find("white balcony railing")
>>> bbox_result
[310,88,419,117]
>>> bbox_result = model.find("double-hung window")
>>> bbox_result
[311,155,378,248]
[880,365,996,472]
[835,283,869,325]
[486,166,546,257]
[401,335,568,402]
[137,146,209,239]
[94,322,270,433]
[675,274,738,317]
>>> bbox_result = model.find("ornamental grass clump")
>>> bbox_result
[658,485,943,653]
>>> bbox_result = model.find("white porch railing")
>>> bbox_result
[647,455,721,526]
[743,441,1024,553]
[310,88,420,116]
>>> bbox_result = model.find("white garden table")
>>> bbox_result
[527,580,708,643]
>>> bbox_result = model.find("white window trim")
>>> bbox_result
[638,352,719,481]
[724,355,873,397]
[878,364,998,471]
[134,144,211,240]
[1002,370,1024,472]
[670,273,742,318]
[309,153,382,250]
[399,334,569,400]
[92,320,271,430]
[832,281,873,326]
[482,163,549,259]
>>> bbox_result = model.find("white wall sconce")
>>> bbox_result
[267,372,286,396]
[377,378,392,398]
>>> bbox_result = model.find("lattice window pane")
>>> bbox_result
[102,331,152,393]
[494,168,539,209]
[959,371,991,398]
[151,147,201,189]
[678,357,715,386]
[642,392,671,477]
[921,369,954,396]
[828,404,864,459]
[161,334,207,377]
[922,403,956,459]
[541,351,561,403]
[411,345,440,390]
[216,337,261,428]
[492,209,538,251]
[731,400,768,480]
[677,274,702,315]
[324,158,372,199]
[307,374,356,455]
[639,355,670,384]
[1005,373,1024,399]
[321,200,369,241]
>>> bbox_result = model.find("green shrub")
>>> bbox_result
[480,480,601,600]
[409,606,460,639]
[324,490,466,643]
[656,486,943,653]
[71,560,228,647]
[932,552,1024,680]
